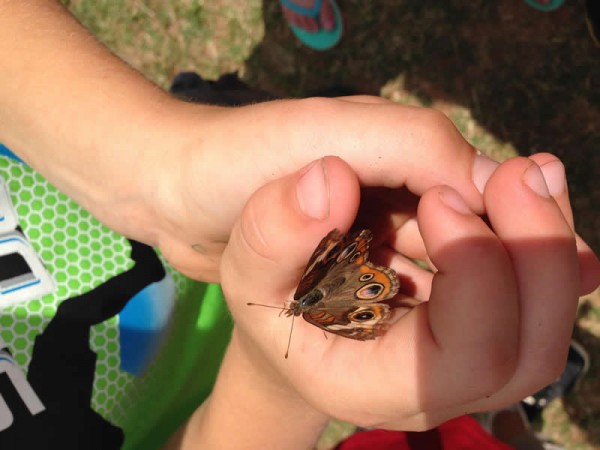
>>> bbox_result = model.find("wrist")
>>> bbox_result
[171,328,329,450]
[18,92,200,246]
[0,0,208,246]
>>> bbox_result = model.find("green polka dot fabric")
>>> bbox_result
[2,158,131,371]
[0,154,233,449]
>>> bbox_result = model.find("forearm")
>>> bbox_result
[0,1,205,241]
[168,330,329,450]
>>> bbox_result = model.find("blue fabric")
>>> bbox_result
[118,276,176,376]
[0,144,23,163]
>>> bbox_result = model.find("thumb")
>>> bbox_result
[221,156,360,320]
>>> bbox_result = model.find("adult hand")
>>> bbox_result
[213,154,599,446]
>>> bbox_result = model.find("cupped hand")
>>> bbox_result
[148,97,487,282]
[219,154,600,430]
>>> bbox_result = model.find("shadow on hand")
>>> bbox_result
[408,235,586,439]
[243,10,600,440]
[170,17,599,440]
[243,0,599,256]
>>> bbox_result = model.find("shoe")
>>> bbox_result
[524,0,565,12]
[169,72,276,106]
[482,403,566,450]
[280,0,343,51]
[480,402,530,435]
[521,340,590,422]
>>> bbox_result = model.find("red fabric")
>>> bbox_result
[335,415,513,450]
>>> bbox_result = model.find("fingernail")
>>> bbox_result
[296,159,330,220]
[539,160,566,196]
[472,152,500,194]
[440,187,472,215]
[523,163,551,198]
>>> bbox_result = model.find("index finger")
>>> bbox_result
[232,99,496,213]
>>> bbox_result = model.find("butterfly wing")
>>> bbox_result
[294,228,401,341]
[303,303,391,340]
[294,229,365,299]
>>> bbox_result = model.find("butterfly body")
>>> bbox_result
[288,229,399,340]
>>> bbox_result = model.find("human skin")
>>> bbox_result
[2,2,597,287]
[1,2,599,449]
[168,155,599,449]
[0,0,485,283]
[2,1,598,289]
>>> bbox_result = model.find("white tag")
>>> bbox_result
[0,179,18,234]
[0,176,55,308]
[0,231,56,308]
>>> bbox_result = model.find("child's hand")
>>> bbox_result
[131,98,490,282]
[0,3,490,285]
[194,154,600,448]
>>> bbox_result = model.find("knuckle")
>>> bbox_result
[413,108,474,158]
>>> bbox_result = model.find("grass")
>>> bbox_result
[62,0,264,86]
[63,0,600,448]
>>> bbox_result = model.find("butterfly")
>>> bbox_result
[248,229,405,357]
[286,228,400,341]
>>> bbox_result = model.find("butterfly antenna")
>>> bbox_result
[285,314,295,359]
[247,302,294,358]
[247,302,289,311]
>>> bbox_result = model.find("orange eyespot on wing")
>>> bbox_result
[284,229,408,348]
[347,305,389,323]
[357,264,399,300]
[355,282,386,299]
